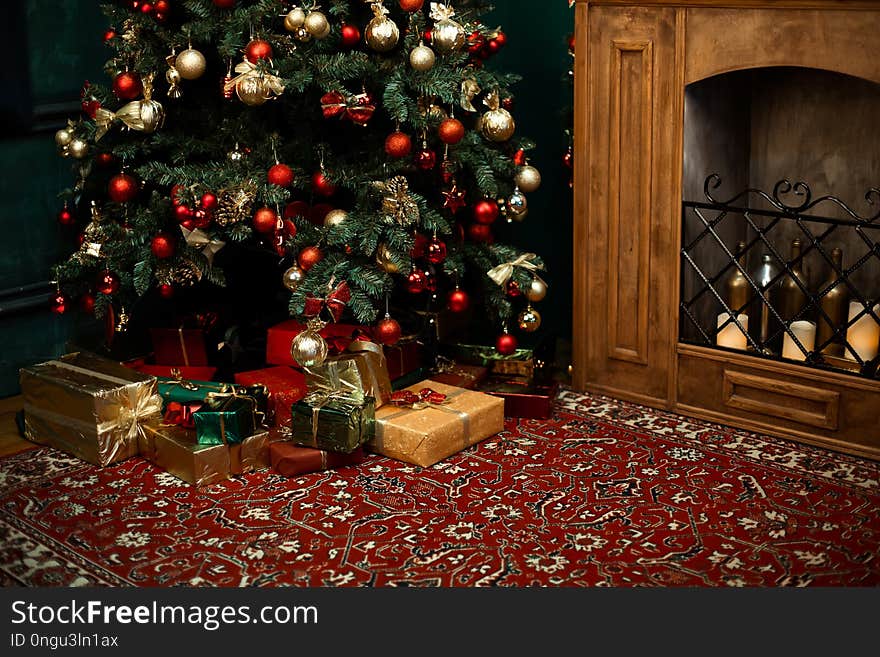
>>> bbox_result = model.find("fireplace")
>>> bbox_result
[572,1,880,458]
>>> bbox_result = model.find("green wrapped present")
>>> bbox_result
[157,377,270,426]
[193,395,259,446]
[290,396,376,454]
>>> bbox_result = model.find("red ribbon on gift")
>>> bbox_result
[320,91,376,127]
[163,401,202,430]
[390,388,449,409]
[304,281,351,323]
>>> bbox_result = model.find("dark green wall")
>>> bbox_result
[0,1,574,396]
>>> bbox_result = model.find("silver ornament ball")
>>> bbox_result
[282,266,305,291]
[507,190,528,221]
[409,44,436,71]
[175,48,207,80]
[323,209,348,228]
[284,8,306,32]
[366,16,400,52]
[515,165,542,193]
[55,128,73,147]
[305,11,331,39]
[526,278,548,303]
[68,139,89,159]
[290,329,328,368]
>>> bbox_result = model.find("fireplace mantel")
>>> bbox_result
[571,0,880,457]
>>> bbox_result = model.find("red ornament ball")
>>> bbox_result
[384,131,413,158]
[175,204,193,223]
[245,39,273,63]
[407,270,426,294]
[507,280,522,297]
[438,118,465,145]
[268,163,295,187]
[340,24,361,48]
[108,173,139,203]
[447,288,469,313]
[253,207,279,234]
[112,71,143,100]
[298,246,324,271]
[212,0,235,7]
[82,99,101,119]
[375,316,403,346]
[426,237,447,264]
[151,233,175,259]
[496,332,518,356]
[410,232,429,258]
[473,199,499,225]
[103,29,116,42]
[312,171,337,197]
[415,147,437,171]
[140,3,154,15]
[96,270,120,295]
[57,207,75,226]
[398,0,424,11]
[50,291,69,315]
[79,293,96,314]
[284,200,310,220]
[200,192,218,210]
[467,223,493,243]
[159,283,175,299]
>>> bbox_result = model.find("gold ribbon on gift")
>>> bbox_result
[302,373,364,447]
[95,75,164,140]
[486,253,546,289]
[223,59,285,101]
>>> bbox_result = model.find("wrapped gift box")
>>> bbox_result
[136,364,218,381]
[269,440,365,477]
[290,396,375,454]
[156,377,269,423]
[138,421,269,487]
[266,320,365,368]
[20,352,163,466]
[193,396,259,446]
[429,359,489,390]
[235,366,307,428]
[384,340,424,381]
[306,341,393,409]
[150,327,211,367]
[369,380,504,468]
[478,377,559,419]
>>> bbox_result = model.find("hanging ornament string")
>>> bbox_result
[486,253,546,288]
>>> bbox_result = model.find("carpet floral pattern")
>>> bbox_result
[1,389,878,587]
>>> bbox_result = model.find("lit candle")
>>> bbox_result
[782,320,816,361]
[717,312,748,350]
[845,302,880,362]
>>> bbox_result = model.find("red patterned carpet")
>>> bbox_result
[1,388,878,587]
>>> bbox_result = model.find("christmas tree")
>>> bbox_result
[50,0,547,362]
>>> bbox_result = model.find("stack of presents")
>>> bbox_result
[18,317,557,486]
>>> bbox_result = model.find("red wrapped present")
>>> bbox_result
[235,366,307,428]
[266,320,366,368]
[269,440,365,477]
[384,340,424,381]
[478,377,559,419]
[428,358,489,390]
[135,364,218,381]
[150,327,210,367]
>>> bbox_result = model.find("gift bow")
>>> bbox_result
[487,253,545,288]
[430,2,457,21]
[320,91,376,127]
[390,387,449,409]
[95,76,164,140]
[304,281,352,323]
[181,226,226,266]
[163,401,201,430]
[223,59,285,100]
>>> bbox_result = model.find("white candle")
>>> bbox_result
[845,302,880,362]
[782,320,816,361]
[717,312,748,350]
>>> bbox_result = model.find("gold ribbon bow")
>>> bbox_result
[95,75,164,140]
[375,176,420,226]
[302,372,365,445]
[223,59,285,101]
[461,78,482,113]
[181,226,226,266]
[487,253,546,288]
[430,2,457,21]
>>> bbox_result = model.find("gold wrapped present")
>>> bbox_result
[306,341,392,408]
[139,420,269,487]
[369,380,504,468]
[20,352,163,466]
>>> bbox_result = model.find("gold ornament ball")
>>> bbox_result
[290,329,328,368]
[480,108,516,142]
[432,18,466,54]
[55,128,73,147]
[507,190,528,221]
[284,8,306,32]
[376,243,399,274]
[426,103,448,123]
[305,11,331,39]
[324,209,348,228]
[409,44,435,71]
[526,278,548,303]
[517,307,542,333]
[175,48,207,80]
[515,165,542,193]
[236,77,269,106]
[282,265,305,291]
[68,139,89,159]
[366,16,400,52]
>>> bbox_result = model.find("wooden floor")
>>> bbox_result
[0,396,34,457]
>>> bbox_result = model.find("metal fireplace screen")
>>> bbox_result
[680,174,880,379]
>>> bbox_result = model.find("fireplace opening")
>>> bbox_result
[680,67,880,378]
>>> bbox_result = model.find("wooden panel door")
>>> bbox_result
[573,4,682,406]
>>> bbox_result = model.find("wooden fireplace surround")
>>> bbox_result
[571,0,880,459]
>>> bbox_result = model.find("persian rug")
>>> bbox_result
[1,389,878,587]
